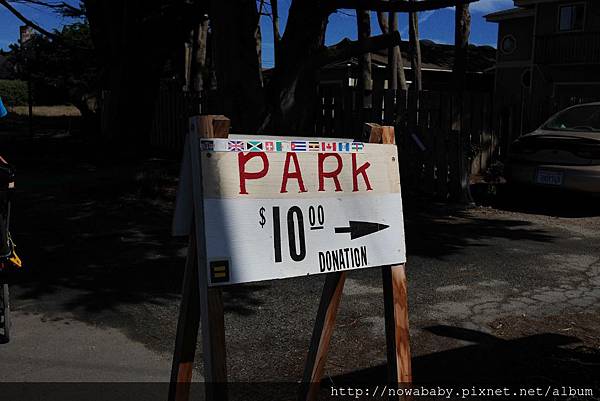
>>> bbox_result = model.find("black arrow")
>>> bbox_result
[334,221,390,240]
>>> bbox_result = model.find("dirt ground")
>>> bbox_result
[1,127,599,399]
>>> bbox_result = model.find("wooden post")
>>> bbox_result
[169,115,230,401]
[301,123,412,401]
[300,272,347,401]
[369,124,412,387]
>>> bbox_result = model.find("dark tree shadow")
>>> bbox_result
[4,135,267,319]
[319,325,600,398]
[0,135,561,324]
[403,201,556,258]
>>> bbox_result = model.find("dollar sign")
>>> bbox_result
[259,207,266,228]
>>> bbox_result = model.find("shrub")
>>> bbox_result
[0,80,28,106]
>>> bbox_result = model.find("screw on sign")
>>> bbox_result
[185,137,406,285]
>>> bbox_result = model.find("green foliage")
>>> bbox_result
[9,22,97,110]
[0,79,28,106]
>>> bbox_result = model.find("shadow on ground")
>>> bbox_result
[4,135,266,317]
[319,325,600,399]
[2,134,559,319]
[404,205,555,258]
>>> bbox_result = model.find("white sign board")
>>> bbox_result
[175,137,406,286]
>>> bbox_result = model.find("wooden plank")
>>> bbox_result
[377,126,412,388]
[382,264,412,384]
[435,93,450,200]
[316,87,325,137]
[479,94,492,172]
[383,89,396,126]
[169,115,231,401]
[333,85,344,137]
[470,93,483,176]
[342,86,354,139]
[448,92,461,200]
[372,86,384,125]
[301,123,411,401]
[420,91,435,196]
[168,232,200,401]
[300,272,347,401]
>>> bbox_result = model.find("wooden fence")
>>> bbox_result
[315,86,497,199]
[150,83,199,151]
[146,84,497,200]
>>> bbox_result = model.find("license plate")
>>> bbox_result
[536,169,563,186]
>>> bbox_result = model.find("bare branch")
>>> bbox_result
[12,0,82,16]
[376,10,388,33]
[0,0,59,40]
[271,0,280,65]
[330,0,478,13]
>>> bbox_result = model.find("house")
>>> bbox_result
[486,0,600,142]
[319,39,496,92]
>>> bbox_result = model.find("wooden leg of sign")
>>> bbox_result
[169,115,231,401]
[204,288,227,400]
[382,264,412,387]
[169,234,201,401]
[168,236,228,401]
[300,272,347,401]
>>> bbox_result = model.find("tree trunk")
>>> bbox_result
[356,9,372,111]
[377,10,407,91]
[260,0,329,135]
[407,0,422,134]
[408,4,422,92]
[209,0,264,132]
[192,16,209,94]
[453,3,470,91]
[271,0,281,66]
[452,3,473,204]
[84,0,200,148]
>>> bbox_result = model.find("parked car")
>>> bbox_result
[506,102,600,193]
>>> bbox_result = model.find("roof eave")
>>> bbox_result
[484,7,535,22]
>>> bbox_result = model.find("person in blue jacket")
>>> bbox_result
[0,97,7,118]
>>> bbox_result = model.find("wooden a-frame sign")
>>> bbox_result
[168,115,412,401]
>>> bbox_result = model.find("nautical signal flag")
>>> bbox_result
[247,141,264,151]
[264,141,283,152]
[228,140,245,152]
[337,142,351,152]
[321,142,337,151]
[291,141,307,151]
[351,142,364,151]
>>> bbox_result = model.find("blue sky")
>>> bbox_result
[1,0,514,66]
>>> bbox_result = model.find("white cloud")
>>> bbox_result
[400,10,438,36]
[469,0,514,13]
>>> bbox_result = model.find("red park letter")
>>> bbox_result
[238,152,269,195]
[318,153,343,192]
[352,153,372,192]
[281,152,307,193]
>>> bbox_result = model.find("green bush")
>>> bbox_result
[0,79,28,106]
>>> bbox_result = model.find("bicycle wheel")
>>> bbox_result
[0,283,9,341]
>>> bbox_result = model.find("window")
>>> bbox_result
[558,4,585,32]
[544,105,600,132]
[500,35,516,54]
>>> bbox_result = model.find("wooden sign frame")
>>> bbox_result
[168,116,411,401]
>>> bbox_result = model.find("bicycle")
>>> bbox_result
[0,282,9,342]
[0,156,18,343]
